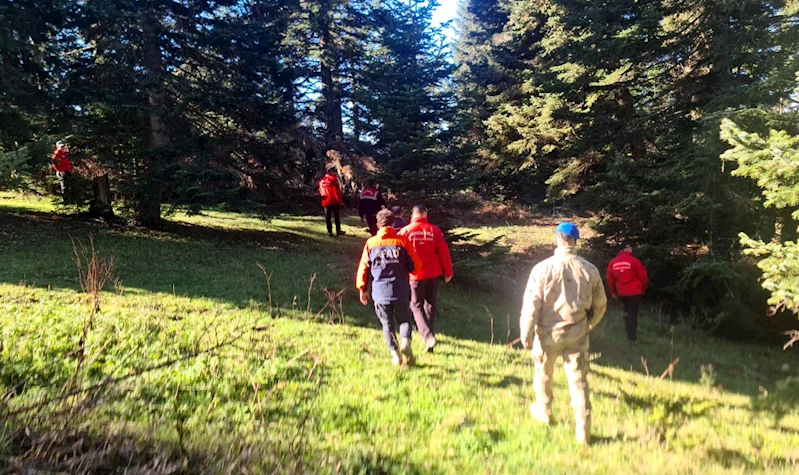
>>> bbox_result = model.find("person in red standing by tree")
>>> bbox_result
[51,140,72,195]
[318,167,346,237]
[606,242,648,347]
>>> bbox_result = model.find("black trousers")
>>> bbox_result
[622,294,643,343]
[324,205,341,235]
[365,214,378,236]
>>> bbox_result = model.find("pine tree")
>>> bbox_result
[355,0,455,189]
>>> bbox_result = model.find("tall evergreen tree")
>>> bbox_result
[356,0,455,189]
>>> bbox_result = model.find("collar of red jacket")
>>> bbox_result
[377,227,398,238]
[410,216,429,224]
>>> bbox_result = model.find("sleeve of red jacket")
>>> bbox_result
[606,261,617,297]
[355,242,371,291]
[635,258,648,293]
[436,228,454,278]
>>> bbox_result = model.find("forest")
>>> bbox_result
[2,0,798,338]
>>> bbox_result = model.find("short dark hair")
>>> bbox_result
[326,167,336,173]
[376,209,394,228]
[620,241,632,251]
[412,204,427,215]
[365,179,376,188]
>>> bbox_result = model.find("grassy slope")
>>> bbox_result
[1,193,798,474]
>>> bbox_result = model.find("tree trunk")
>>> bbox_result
[617,87,646,162]
[319,10,343,149]
[137,14,168,227]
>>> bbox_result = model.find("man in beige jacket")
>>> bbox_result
[520,222,607,445]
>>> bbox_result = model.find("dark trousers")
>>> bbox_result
[366,215,377,235]
[374,301,412,351]
[622,294,642,343]
[410,278,440,343]
[324,205,341,235]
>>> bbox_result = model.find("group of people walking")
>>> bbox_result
[322,168,649,446]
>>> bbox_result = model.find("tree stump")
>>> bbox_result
[89,173,114,219]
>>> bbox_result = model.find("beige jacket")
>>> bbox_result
[520,246,607,346]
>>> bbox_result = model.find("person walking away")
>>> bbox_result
[606,241,648,346]
[391,206,406,230]
[399,205,453,352]
[52,140,72,195]
[356,209,422,366]
[318,168,345,237]
[520,222,607,445]
[358,180,386,235]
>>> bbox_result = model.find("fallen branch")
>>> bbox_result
[506,337,521,348]
[659,357,680,380]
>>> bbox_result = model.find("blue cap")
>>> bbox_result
[555,222,580,240]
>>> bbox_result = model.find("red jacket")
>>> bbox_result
[606,251,648,297]
[318,173,343,207]
[399,217,453,281]
[51,149,72,173]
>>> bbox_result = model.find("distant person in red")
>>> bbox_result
[606,242,648,346]
[318,167,345,237]
[51,140,72,194]
[399,204,454,352]
[358,180,386,236]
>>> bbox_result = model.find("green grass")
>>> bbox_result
[1,193,798,473]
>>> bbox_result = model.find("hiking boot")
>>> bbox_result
[336,230,346,236]
[390,349,401,366]
[424,336,437,353]
[399,337,415,366]
[529,403,551,426]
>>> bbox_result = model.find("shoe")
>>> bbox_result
[390,349,401,366]
[529,403,551,426]
[328,233,334,237]
[400,337,415,366]
[336,230,346,236]
[424,336,437,353]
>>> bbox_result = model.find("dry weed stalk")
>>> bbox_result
[784,330,799,350]
[316,288,345,324]
[484,305,495,345]
[307,273,317,313]
[256,262,274,313]
[65,234,115,399]
[640,357,650,377]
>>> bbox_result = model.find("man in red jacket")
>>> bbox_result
[399,204,454,352]
[606,242,648,346]
[318,168,345,237]
[51,140,72,195]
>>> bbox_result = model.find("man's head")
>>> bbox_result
[620,241,633,253]
[326,167,336,175]
[554,222,580,247]
[411,204,428,219]
[365,179,376,188]
[56,140,66,150]
[391,206,403,218]
[376,209,394,229]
